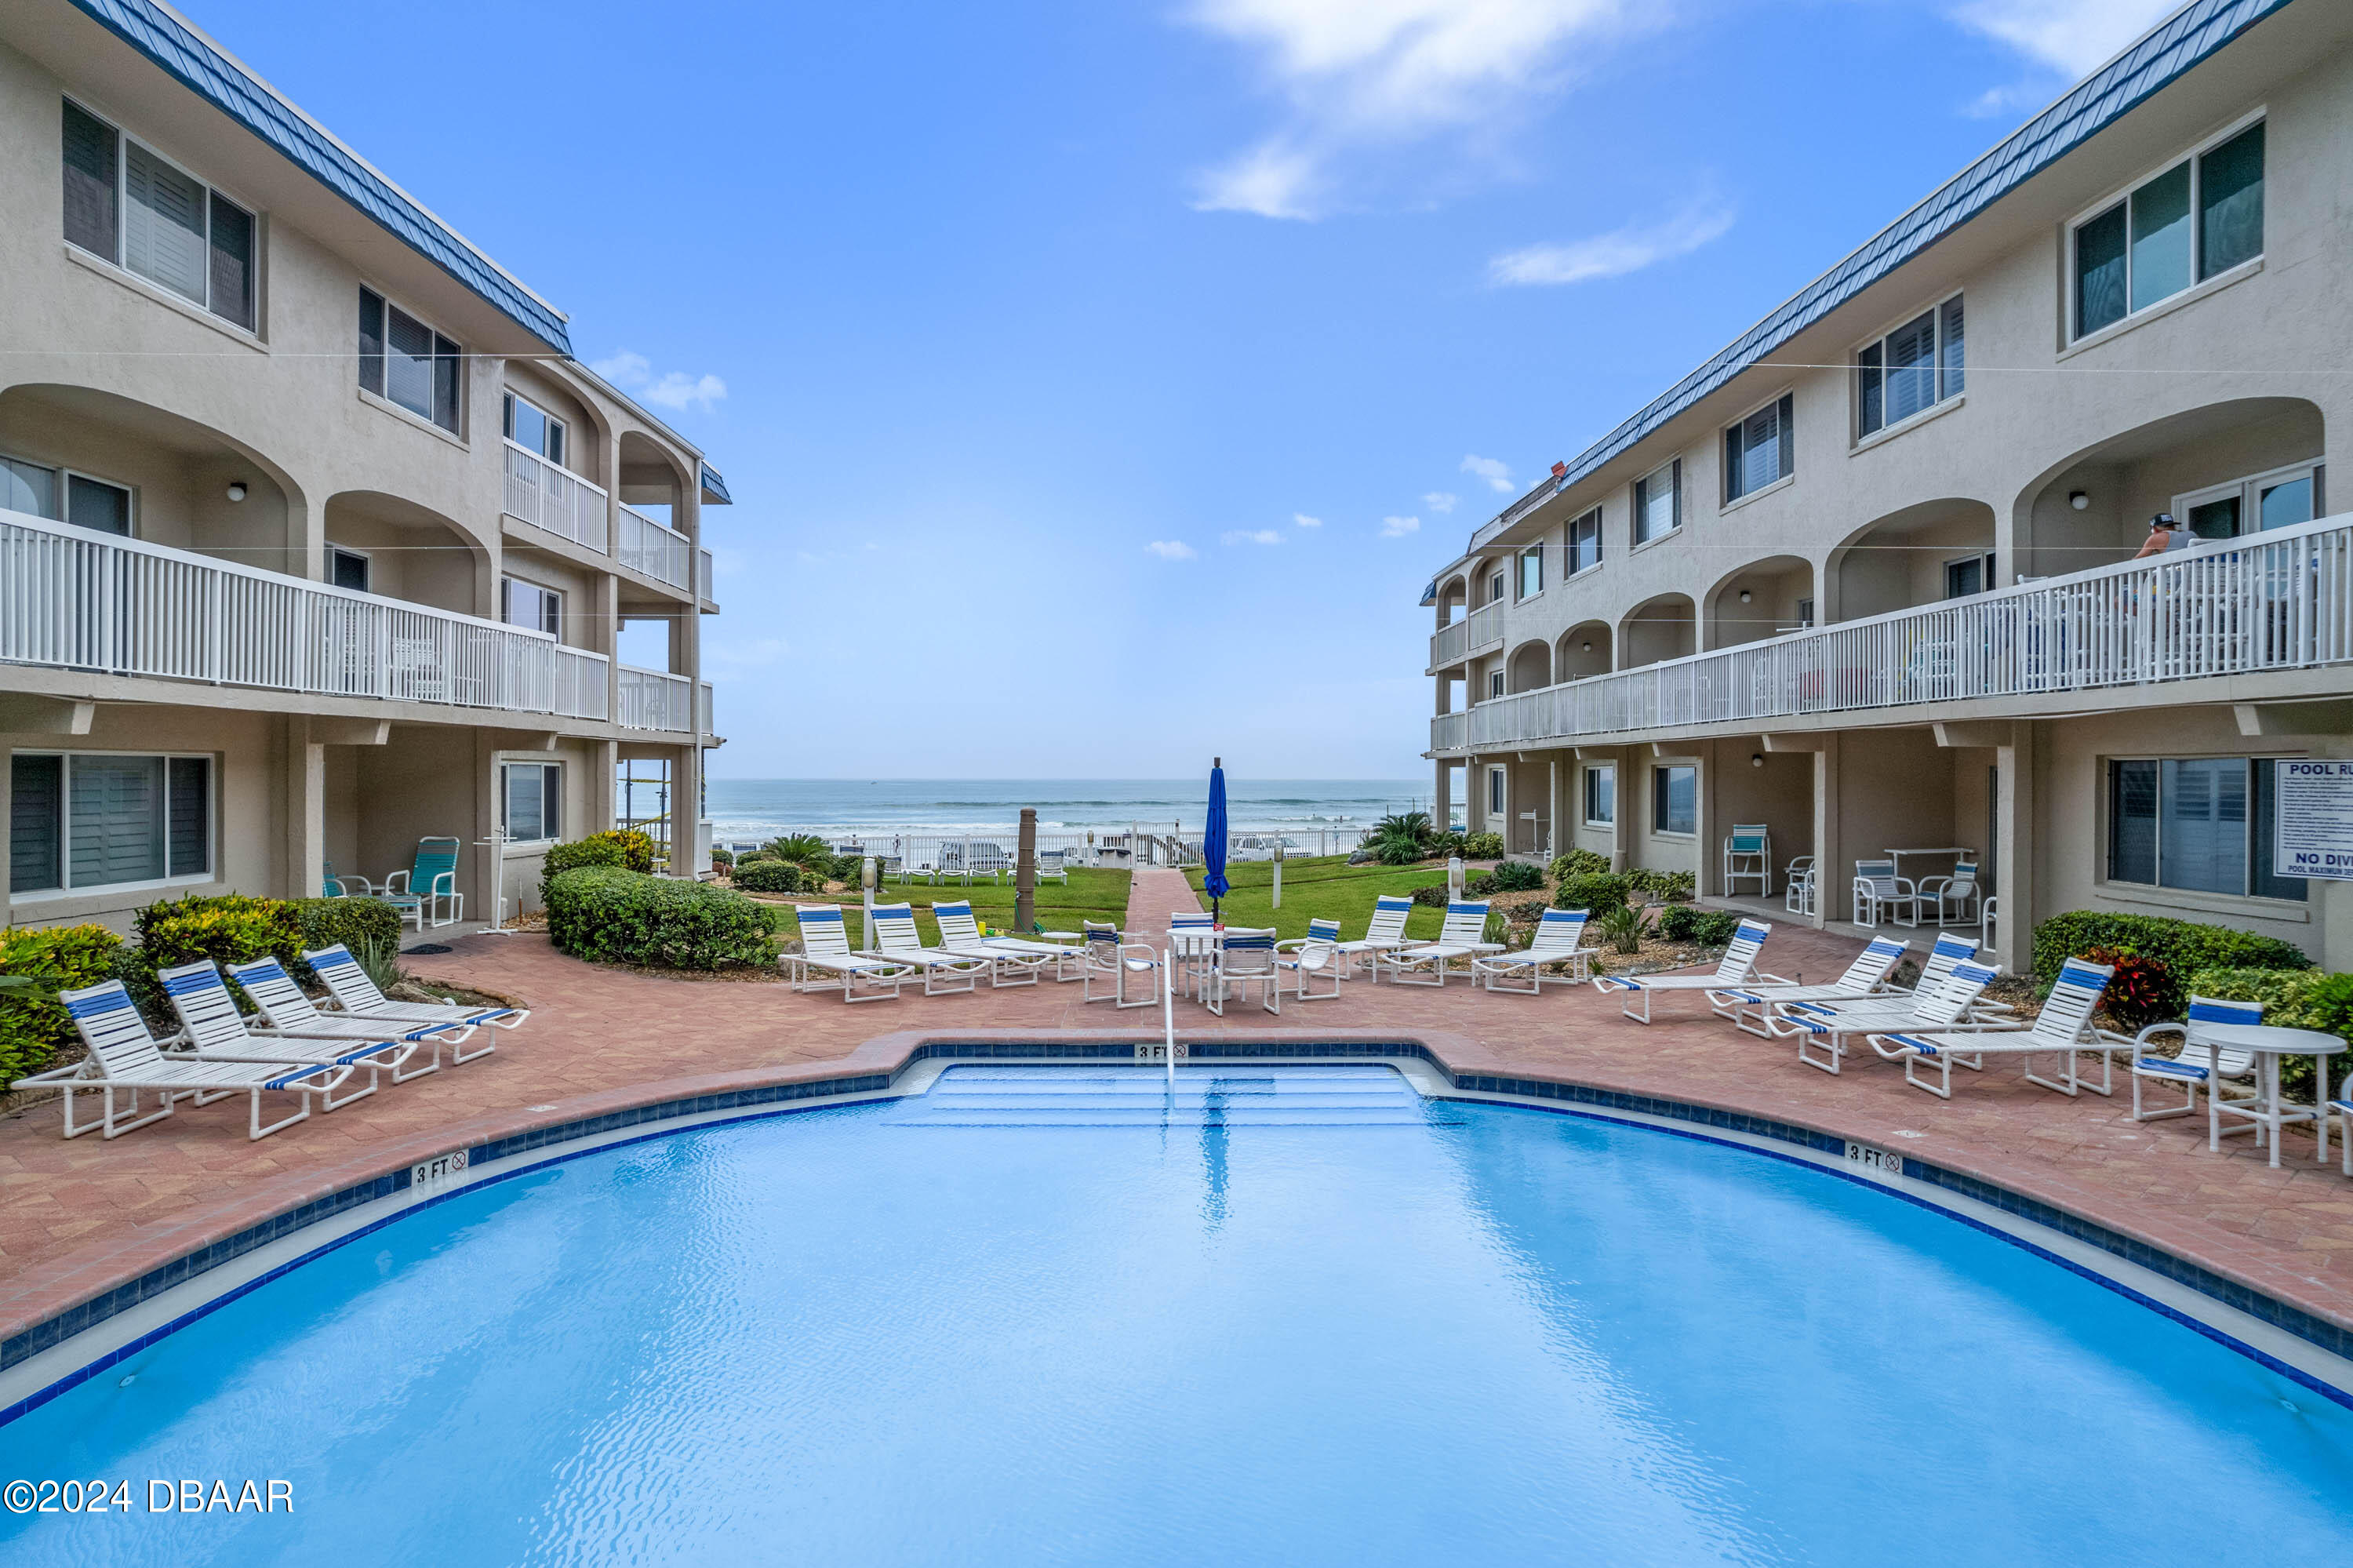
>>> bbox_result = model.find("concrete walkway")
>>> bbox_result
[1122,865,1206,937]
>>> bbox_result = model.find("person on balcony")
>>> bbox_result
[2133,512,2191,558]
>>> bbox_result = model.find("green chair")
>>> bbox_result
[380,837,464,930]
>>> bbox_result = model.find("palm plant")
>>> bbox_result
[1364,810,1438,864]
[1594,903,1650,955]
[763,833,835,868]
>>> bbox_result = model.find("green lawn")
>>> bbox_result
[1184,856,1454,940]
[763,867,1130,948]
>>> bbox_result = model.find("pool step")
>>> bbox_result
[896,1066,1432,1128]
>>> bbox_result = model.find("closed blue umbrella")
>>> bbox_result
[1202,759,1230,924]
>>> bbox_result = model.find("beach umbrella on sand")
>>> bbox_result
[1202,759,1230,924]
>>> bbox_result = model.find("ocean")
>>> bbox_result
[704,779,1431,848]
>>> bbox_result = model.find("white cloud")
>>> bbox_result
[1223,528,1285,546]
[1950,0,2178,77]
[1293,512,1323,528]
[1146,539,1198,560]
[1184,0,1627,219]
[1422,491,1457,514]
[1460,455,1515,494]
[1380,515,1420,537]
[1489,195,1736,286]
[591,349,729,412]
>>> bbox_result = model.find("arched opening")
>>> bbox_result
[1558,621,1612,681]
[323,491,487,616]
[0,383,304,570]
[1705,555,1815,648]
[1620,594,1695,669]
[1506,639,1551,694]
[500,366,606,482]
[1828,499,1997,621]
[1435,573,1469,628]
[2013,397,2326,579]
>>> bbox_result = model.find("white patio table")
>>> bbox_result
[1164,927,1223,1002]
[2202,1023,2345,1169]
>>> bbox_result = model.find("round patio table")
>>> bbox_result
[1165,928,1222,1002]
[2201,1022,2345,1169]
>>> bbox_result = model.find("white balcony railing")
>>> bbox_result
[502,440,608,553]
[697,548,715,601]
[618,505,690,591]
[619,663,696,732]
[696,679,715,737]
[1431,512,2353,753]
[1431,599,1505,669]
[0,508,610,720]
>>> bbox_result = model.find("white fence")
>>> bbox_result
[697,548,715,602]
[1434,512,2353,752]
[619,505,691,591]
[0,508,610,720]
[618,664,696,732]
[1431,599,1504,669]
[713,828,1366,875]
[502,440,608,552]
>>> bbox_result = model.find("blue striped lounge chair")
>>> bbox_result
[304,943,521,1063]
[1206,927,1281,1016]
[1471,908,1596,994]
[1708,935,1910,1038]
[155,960,420,1111]
[1868,957,2126,1100]
[226,955,476,1082]
[1275,919,1345,1002]
[859,903,996,996]
[1082,921,1159,1009]
[1378,901,1500,988]
[929,900,1063,986]
[2131,996,2264,1141]
[783,907,910,1003]
[13,979,358,1140]
[1333,896,1416,982]
[1773,959,1999,1076]
[1595,919,1771,1024]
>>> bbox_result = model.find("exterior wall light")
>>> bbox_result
[1737,589,1751,602]
[225,482,248,502]
[1751,753,1765,768]
[2069,489,2089,510]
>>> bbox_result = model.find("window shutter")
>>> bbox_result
[167,756,210,878]
[122,142,208,304]
[1722,425,1743,502]
[384,304,435,419]
[1939,297,1964,398]
[358,288,385,395]
[68,755,165,888]
[9,755,64,893]
[61,102,118,259]
[432,333,464,434]
[208,195,255,329]
[1776,394,1794,481]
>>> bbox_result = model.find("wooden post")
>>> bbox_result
[1015,807,1038,932]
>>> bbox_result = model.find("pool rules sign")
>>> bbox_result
[2275,761,2353,880]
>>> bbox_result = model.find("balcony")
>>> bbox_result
[697,548,716,606]
[697,679,715,738]
[0,508,609,721]
[1430,600,1505,671]
[619,505,690,592]
[1431,512,2353,753]
[618,664,696,732]
[502,439,608,553]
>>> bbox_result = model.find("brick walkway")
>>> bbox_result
[6,886,2353,1349]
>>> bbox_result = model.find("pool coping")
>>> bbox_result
[7,1026,2353,1421]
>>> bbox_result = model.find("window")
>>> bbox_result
[2,457,56,519]
[2,453,131,534]
[500,762,562,844]
[2108,756,2304,900]
[1795,597,1815,628]
[1487,570,1507,607]
[1517,546,1544,601]
[2072,121,2263,339]
[1567,508,1602,575]
[61,102,255,331]
[9,751,211,895]
[2177,462,2326,539]
[1633,460,1680,544]
[1488,669,1505,701]
[328,547,370,593]
[358,287,463,434]
[1653,766,1696,836]
[1722,394,1794,503]
[1489,768,1506,817]
[501,577,562,637]
[1944,553,1996,598]
[1584,766,1615,827]
[1857,295,1962,438]
[503,392,566,467]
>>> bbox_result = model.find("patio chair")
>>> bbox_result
[380,836,464,931]
[1706,934,1909,1038]
[1771,959,1999,1076]
[1033,850,1070,886]
[1980,894,1998,954]
[1081,920,1159,1009]
[860,903,995,995]
[225,955,476,1082]
[155,960,414,1110]
[929,899,1060,986]
[1377,900,1501,988]
[1783,856,1816,916]
[1918,860,1982,925]
[1852,860,1922,929]
[302,944,521,1062]
[2129,996,2263,1133]
[1867,957,2128,1099]
[1275,919,1345,1003]
[1331,895,1417,981]
[1471,908,1596,994]
[1723,825,1772,898]
[1594,919,1771,1024]
[322,861,369,898]
[13,980,355,1141]
[1205,927,1281,1016]
[782,907,911,1004]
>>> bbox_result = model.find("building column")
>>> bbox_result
[1693,744,1717,897]
[1434,758,1451,835]
[1547,754,1562,862]
[592,738,619,834]
[1995,724,2037,974]
[1813,735,1842,926]
[280,716,325,900]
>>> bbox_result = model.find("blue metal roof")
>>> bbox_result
[71,0,573,354]
[1466,0,2297,551]
[700,466,733,506]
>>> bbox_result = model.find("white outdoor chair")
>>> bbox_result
[1331,895,1417,981]
[1595,919,1771,1024]
[1723,825,1772,898]
[1918,860,1982,925]
[1082,920,1160,1008]
[929,899,1059,986]
[1033,851,1070,886]
[1275,919,1344,1002]
[860,902,995,995]
[1852,859,1922,928]
[1980,894,1998,954]
[1707,934,1910,1038]
[1205,927,1281,1016]
[781,906,910,1003]
[1773,959,1999,1076]
[1783,856,1817,915]
[1378,900,1500,988]
[225,955,474,1083]
[1471,908,1596,994]
[1868,957,2127,1100]
[155,960,414,1111]
[2131,996,2263,1134]
[299,944,521,1060]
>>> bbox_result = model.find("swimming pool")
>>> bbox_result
[5,1064,2351,1564]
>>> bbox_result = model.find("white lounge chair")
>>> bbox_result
[1275,919,1345,1002]
[1723,825,1771,898]
[1853,859,1922,928]
[1773,959,1999,1076]
[301,944,522,1064]
[1594,919,1771,1024]
[925,900,1060,986]
[156,960,418,1109]
[2130,995,2264,1137]
[1706,934,1911,1038]
[1868,957,2127,1099]
[1332,895,1417,982]
[1081,921,1159,1008]
[1471,908,1596,994]
[225,955,475,1082]
[1204,927,1281,1016]
[13,980,356,1140]
[860,902,996,995]
[783,906,911,1003]
[1378,900,1500,988]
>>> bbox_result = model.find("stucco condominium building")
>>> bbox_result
[1422,0,2353,973]
[0,0,729,933]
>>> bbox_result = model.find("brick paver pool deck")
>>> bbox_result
[6,865,2353,1355]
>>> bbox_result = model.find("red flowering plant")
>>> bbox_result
[2078,944,2175,1032]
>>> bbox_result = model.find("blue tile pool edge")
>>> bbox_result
[5,1039,2347,1426]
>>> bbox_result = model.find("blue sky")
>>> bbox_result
[192,0,2175,779]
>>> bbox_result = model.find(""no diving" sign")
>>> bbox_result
[2275,761,2353,881]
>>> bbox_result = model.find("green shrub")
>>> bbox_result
[133,892,304,972]
[2031,912,2309,1019]
[763,833,835,866]
[1657,904,1740,946]
[545,866,773,970]
[1555,873,1631,913]
[1488,860,1544,893]
[1628,868,1696,904]
[733,859,803,893]
[0,923,125,1083]
[711,847,735,869]
[2180,967,2353,1098]
[1595,903,1650,955]
[1409,884,1450,907]
[540,831,656,899]
[1377,840,1427,866]
[1548,849,1609,882]
[1461,832,1504,860]
[292,896,401,970]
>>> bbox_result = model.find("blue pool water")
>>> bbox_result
[5,1064,2352,1565]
